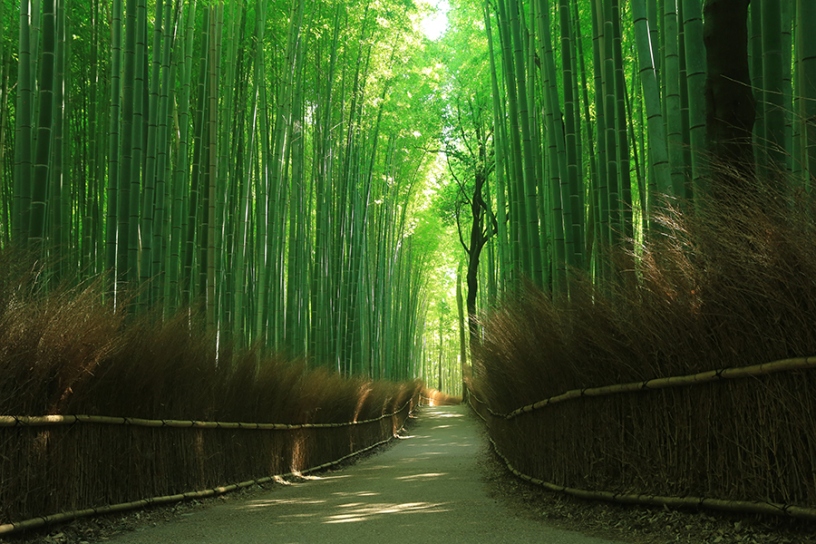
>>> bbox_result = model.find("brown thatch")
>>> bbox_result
[0,406,411,535]
[0,249,422,531]
[472,176,816,519]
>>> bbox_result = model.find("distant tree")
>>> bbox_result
[444,95,498,360]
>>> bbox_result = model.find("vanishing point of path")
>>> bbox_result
[105,405,625,544]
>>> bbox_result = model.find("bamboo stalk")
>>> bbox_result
[500,356,816,420]
[0,399,412,429]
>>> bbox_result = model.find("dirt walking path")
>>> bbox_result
[103,405,624,544]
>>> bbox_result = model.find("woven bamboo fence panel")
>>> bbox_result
[0,397,415,531]
[470,357,816,519]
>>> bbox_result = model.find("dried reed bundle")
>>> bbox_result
[420,388,462,406]
[0,401,413,535]
[0,251,421,529]
[473,175,816,515]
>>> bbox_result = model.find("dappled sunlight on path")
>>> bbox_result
[105,406,624,544]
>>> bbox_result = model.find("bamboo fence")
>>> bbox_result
[0,409,409,429]
[0,397,416,534]
[469,356,816,520]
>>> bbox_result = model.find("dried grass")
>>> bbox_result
[0,254,421,524]
[420,388,462,406]
[474,176,816,511]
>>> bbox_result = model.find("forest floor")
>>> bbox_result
[5,405,816,544]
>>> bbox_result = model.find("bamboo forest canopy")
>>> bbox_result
[2,0,816,386]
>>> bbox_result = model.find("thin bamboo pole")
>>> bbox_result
[495,356,816,419]
[0,398,413,429]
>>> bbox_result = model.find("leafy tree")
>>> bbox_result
[441,92,497,359]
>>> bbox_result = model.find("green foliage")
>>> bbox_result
[4,0,814,391]
[0,0,454,382]
[0,247,422,523]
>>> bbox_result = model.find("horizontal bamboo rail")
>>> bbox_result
[0,399,411,430]
[466,393,816,521]
[485,431,816,521]
[500,356,816,419]
[469,354,816,518]
[0,426,403,535]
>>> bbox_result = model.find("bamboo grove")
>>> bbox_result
[0,0,452,380]
[440,0,816,310]
[3,0,816,387]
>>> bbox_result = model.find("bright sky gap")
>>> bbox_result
[419,0,450,40]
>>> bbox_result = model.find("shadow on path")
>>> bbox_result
[106,405,625,544]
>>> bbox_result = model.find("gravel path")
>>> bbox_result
[101,405,623,544]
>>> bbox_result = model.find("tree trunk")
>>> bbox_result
[703,0,756,187]
[456,262,468,400]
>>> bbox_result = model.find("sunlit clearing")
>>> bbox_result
[395,472,447,481]
[299,474,351,481]
[245,498,328,509]
[290,433,305,474]
[333,491,380,497]
[294,473,324,481]
[418,0,449,40]
[353,383,372,423]
[324,502,448,524]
